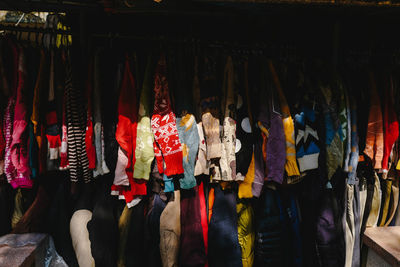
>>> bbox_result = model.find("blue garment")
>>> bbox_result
[208,185,242,267]
[176,116,199,189]
[28,122,38,179]
[254,188,287,266]
[348,100,359,185]
[163,175,174,193]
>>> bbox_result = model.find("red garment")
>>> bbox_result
[10,47,32,188]
[151,55,184,177]
[60,90,69,170]
[382,78,399,172]
[199,181,209,266]
[85,119,96,169]
[112,55,147,202]
[85,62,96,169]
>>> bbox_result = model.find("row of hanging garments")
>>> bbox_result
[1,29,400,267]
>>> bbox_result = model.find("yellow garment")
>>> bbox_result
[366,173,381,227]
[31,50,45,138]
[237,201,255,267]
[133,55,155,180]
[379,179,392,226]
[385,182,399,226]
[11,189,23,229]
[238,152,255,199]
[396,159,400,170]
[118,205,132,267]
[268,60,300,177]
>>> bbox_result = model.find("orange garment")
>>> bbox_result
[208,188,215,223]
[364,72,384,169]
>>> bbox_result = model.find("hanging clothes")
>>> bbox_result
[364,72,384,170]
[151,55,184,177]
[112,55,147,207]
[9,46,32,188]
[382,76,399,176]
[92,50,110,177]
[65,52,91,183]
[133,54,154,180]
[176,114,199,189]
[268,60,300,182]
[219,56,237,182]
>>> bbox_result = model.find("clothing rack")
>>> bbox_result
[0,24,72,35]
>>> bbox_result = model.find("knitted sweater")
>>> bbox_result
[151,55,184,177]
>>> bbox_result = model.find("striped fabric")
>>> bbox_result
[65,54,91,183]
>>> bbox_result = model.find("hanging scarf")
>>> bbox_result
[151,54,184,177]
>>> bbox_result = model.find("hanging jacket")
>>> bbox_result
[364,72,384,170]
[208,185,242,267]
[268,60,300,181]
[10,47,32,188]
[254,188,287,266]
[294,105,320,173]
[382,76,399,176]
[237,200,255,267]
[257,60,285,185]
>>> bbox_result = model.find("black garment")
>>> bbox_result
[145,193,166,267]
[235,60,253,180]
[43,171,78,267]
[124,198,147,267]
[298,171,323,267]
[87,174,119,267]
[254,187,287,267]
[208,185,242,267]
[315,186,344,267]
[0,179,14,236]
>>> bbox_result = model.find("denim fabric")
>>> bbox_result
[208,185,242,267]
